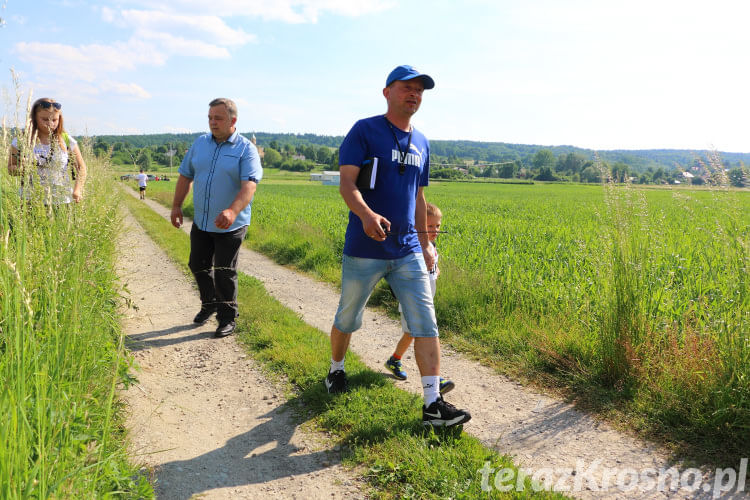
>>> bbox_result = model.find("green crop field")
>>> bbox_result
[136,173,750,460]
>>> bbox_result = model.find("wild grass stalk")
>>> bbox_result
[595,156,653,387]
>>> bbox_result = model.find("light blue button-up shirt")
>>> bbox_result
[179,130,263,232]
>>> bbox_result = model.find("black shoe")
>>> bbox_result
[422,397,471,427]
[325,370,349,394]
[193,307,216,324]
[214,321,236,338]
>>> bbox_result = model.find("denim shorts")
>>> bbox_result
[334,253,438,338]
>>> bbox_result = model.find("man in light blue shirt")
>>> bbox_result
[171,98,263,337]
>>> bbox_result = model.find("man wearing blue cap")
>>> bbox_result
[325,65,471,427]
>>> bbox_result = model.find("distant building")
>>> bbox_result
[250,133,265,159]
[682,171,694,179]
[311,171,340,186]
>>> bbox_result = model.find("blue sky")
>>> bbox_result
[2,0,749,152]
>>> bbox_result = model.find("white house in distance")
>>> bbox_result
[311,171,340,186]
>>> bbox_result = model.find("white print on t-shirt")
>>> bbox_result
[391,147,424,168]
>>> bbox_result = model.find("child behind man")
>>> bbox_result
[384,202,455,394]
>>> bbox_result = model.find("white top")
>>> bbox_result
[427,245,439,297]
[135,173,148,187]
[11,135,79,204]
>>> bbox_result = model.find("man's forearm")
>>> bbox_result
[227,181,257,215]
[340,180,375,221]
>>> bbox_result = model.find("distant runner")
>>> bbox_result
[135,169,148,199]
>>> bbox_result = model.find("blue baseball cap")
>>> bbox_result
[385,65,435,89]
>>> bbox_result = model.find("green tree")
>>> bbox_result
[316,146,331,164]
[610,162,630,183]
[557,152,586,173]
[728,168,748,187]
[532,149,556,171]
[302,145,316,160]
[580,165,601,183]
[263,148,282,168]
[136,149,152,171]
[535,166,557,181]
[652,167,666,183]
[499,163,517,178]
[329,149,339,170]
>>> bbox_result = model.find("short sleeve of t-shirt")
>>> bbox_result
[239,142,263,183]
[178,144,196,179]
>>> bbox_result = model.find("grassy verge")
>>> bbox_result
[0,149,151,497]
[122,193,567,499]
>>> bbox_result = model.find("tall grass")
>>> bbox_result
[0,94,150,497]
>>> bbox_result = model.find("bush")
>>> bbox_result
[280,159,315,172]
[430,168,470,180]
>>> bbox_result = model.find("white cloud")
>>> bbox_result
[118,0,394,23]
[137,32,232,59]
[12,1,392,110]
[100,6,116,23]
[13,41,158,81]
[120,9,256,46]
[99,81,151,98]
[20,76,151,101]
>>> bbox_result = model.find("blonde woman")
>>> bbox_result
[7,98,87,204]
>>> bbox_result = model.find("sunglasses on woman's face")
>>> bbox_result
[38,102,62,110]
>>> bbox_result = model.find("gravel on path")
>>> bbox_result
[118,208,366,499]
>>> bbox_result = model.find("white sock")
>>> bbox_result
[422,375,440,407]
[330,358,345,373]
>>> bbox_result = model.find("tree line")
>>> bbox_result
[93,132,749,187]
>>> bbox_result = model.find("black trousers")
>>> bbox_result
[188,224,248,323]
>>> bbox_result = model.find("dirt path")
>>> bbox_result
[118,209,367,500]
[125,188,746,499]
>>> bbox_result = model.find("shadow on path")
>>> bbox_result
[126,323,210,351]
[153,403,335,500]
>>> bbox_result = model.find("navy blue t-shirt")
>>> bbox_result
[339,115,430,259]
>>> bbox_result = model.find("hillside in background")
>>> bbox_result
[91,131,749,173]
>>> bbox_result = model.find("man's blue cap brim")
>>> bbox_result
[386,65,435,89]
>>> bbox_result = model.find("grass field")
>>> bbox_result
[133,169,750,462]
